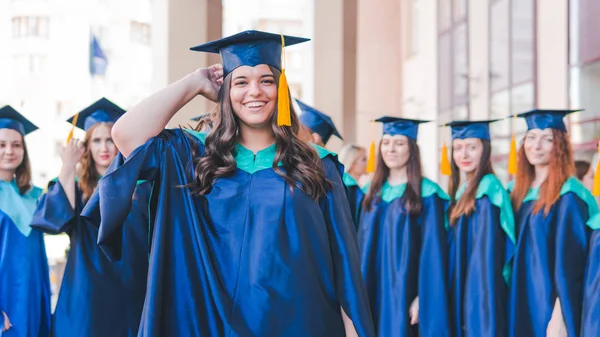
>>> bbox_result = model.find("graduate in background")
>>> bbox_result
[0,106,50,337]
[297,99,343,147]
[508,109,598,337]
[81,31,375,336]
[30,98,150,337]
[358,117,451,337]
[338,144,367,225]
[582,211,600,337]
[444,120,515,337]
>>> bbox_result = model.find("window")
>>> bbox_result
[488,0,536,180]
[11,16,49,38]
[437,0,469,122]
[568,0,600,156]
[130,21,151,45]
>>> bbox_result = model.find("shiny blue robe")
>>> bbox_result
[581,214,600,337]
[358,178,452,337]
[0,181,50,337]
[508,177,598,337]
[81,129,375,337]
[448,174,515,337]
[30,180,150,337]
[343,173,364,227]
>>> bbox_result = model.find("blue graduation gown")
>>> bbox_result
[30,179,150,337]
[508,177,598,337]
[448,174,515,337]
[358,178,452,337]
[343,173,364,227]
[0,181,50,337]
[81,129,375,337]
[581,213,600,337]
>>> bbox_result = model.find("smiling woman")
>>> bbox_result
[81,30,375,337]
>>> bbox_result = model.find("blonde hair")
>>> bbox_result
[339,144,366,173]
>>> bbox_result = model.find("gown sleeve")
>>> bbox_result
[30,180,78,235]
[554,193,592,337]
[319,156,376,337]
[418,194,452,337]
[463,198,508,336]
[81,129,195,261]
[582,229,600,337]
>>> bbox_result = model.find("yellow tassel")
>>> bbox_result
[440,142,452,176]
[508,135,518,175]
[592,141,600,196]
[277,34,291,126]
[366,140,376,173]
[66,113,79,145]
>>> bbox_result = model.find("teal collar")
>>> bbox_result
[343,173,359,187]
[233,143,280,174]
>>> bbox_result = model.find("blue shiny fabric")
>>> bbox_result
[449,198,511,337]
[81,129,375,337]
[0,119,25,136]
[446,120,495,140]
[66,98,125,131]
[358,180,451,337]
[0,209,51,337]
[515,109,580,132]
[30,180,150,337]
[297,99,342,144]
[343,174,364,227]
[582,227,600,337]
[508,192,594,337]
[0,105,38,135]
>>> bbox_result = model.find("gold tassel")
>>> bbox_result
[277,35,291,126]
[66,113,79,145]
[592,141,600,196]
[508,135,518,175]
[366,140,376,173]
[440,141,452,176]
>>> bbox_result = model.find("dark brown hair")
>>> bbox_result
[448,139,494,225]
[190,66,330,200]
[14,136,33,195]
[511,129,574,215]
[78,122,114,200]
[575,160,591,180]
[193,110,218,132]
[362,138,423,214]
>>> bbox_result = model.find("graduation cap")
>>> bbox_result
[190,30,310,127]
[0,105,38,136]
[67,98,125,132]
[191,113,210,122]
[445,119,499,141]
[515,109,582,132]
[374,116,430,140]
[297,99,342,144]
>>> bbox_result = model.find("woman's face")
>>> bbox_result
[229,64,278,129]
[0,128,25,173]
[349,149,367,177]
[89,124,117,170]
[524,128,554,166]
[583,166,595,191]
[380,134,410,170]
[452,138,483,175]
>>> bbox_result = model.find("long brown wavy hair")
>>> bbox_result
[362,138,423,214]
[448,139,494,225]
[190,66,330,200]
[78,122,114,201]
[193,110,218,132]
[14,135,33,195]
[510,129,574,215]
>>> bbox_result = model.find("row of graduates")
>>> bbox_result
[2,29,600,337]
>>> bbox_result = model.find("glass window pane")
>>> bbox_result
[490,0,509,92]
[439,0,452,32]
[511,0,534,84]
[453,22,468,106]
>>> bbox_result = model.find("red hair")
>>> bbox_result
[511,129,574,215]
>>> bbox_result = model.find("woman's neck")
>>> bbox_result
[239,124,276,153]
[95,165,108,177]
[387,167,408,186]
[0,170,15,182]
[532,164,549,188]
